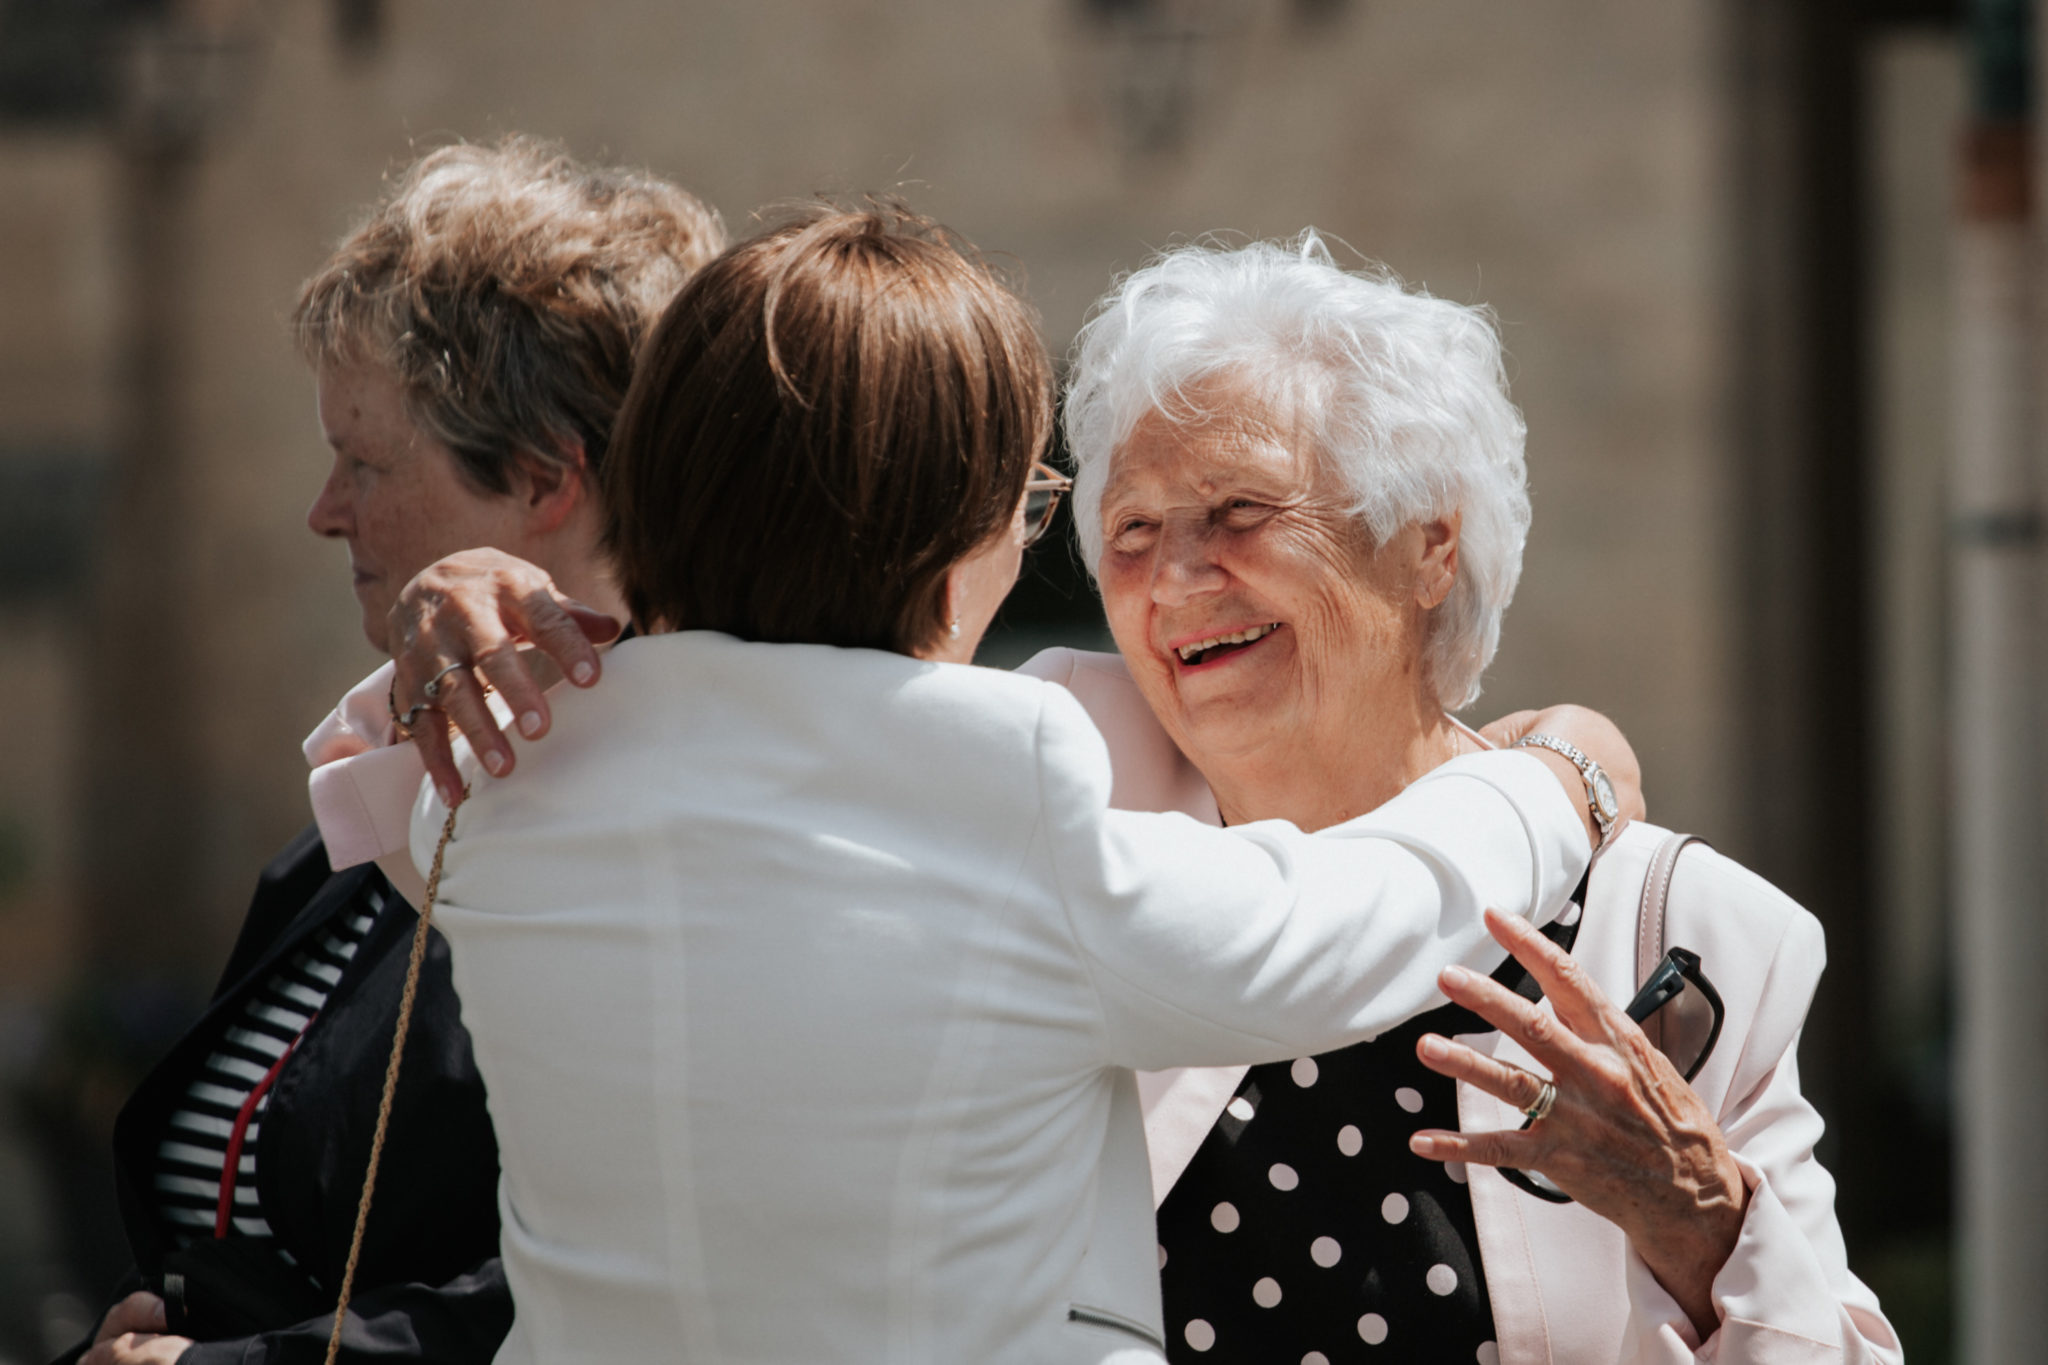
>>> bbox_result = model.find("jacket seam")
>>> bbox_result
[1717,900,1804,1107]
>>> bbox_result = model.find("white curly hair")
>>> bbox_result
[1062,232,1530,709]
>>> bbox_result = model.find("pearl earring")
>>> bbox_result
[948,619,961,640]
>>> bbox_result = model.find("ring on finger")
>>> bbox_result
[392,701,435,738]
[387,683,434,740]
[1522,1076,1558,1123]
[422,660,469,702]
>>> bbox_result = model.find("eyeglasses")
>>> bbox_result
[1499,946,1726,1204]
[1022,461,1074,548]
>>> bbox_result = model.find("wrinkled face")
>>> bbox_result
[308,362,526,653]
[1094,394,1433,768]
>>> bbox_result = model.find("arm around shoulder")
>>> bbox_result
[1030,688,1591,1071]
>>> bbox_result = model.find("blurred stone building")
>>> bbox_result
[0,0,1969,1359]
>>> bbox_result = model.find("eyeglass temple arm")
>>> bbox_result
[1624,947,1704,1025]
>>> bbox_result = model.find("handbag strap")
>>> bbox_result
[322,793,463,1365]
[1634,831,1707,1048]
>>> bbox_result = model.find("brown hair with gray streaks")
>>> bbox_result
[293,135,725,498]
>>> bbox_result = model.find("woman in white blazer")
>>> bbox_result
[393,206,1629,1364]
[1024,234,1899,1364]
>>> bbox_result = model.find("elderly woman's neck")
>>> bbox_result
[1206,694,1476,834]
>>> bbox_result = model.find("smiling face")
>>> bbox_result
[1095,391,1451,783]
[307,362,533,653]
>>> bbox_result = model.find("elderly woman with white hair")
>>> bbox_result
[1026,235,1901,1364]
[369,236,1900,1364]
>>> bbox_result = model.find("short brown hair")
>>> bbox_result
[292,136,725,494]
[605,204,1052,655]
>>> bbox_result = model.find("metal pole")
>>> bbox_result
[1953,3,2048,1360]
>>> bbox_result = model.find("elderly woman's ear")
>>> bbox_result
[1413,511,1461,610]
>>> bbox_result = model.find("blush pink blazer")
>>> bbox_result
[1015,647,1902,1365]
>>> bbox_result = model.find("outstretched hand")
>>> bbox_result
[387,548,622,803]
[1407,907,1743,1340]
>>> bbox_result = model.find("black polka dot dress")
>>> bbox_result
[1156,914,1578,1364]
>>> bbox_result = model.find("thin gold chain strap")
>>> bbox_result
[321,792,463,1365]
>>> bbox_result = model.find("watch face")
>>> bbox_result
[1593,770,1619,820]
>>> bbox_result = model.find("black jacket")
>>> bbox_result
[57,825,511,1364]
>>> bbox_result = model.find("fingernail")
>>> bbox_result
[572,662,596,685]
[1441,964,1471,988]
[1408,1133,1436,1157]
[519,711,543,738]
[437,781,458,807]
[484,749,509,776]
[1419,1035,1449,1062]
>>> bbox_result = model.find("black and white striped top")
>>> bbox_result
[153,881,386,1256]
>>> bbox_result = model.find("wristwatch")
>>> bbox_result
[1514,733,1620,842]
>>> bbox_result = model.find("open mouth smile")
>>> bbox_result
[1173,622,1283,668]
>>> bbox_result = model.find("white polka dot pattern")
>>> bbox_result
[1184,1319,1216,1351]
[1158,1244,1168,1269]
[1151,926,1583,1365]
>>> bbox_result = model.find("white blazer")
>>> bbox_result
[1019,647,1903,1365]
[408,631,1588,1365]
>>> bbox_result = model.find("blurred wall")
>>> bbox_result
[0,0,1739,991]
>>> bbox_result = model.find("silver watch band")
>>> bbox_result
[1514,732,1617,839]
